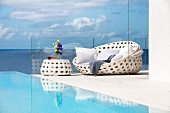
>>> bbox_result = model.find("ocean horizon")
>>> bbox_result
[0,49,148,74]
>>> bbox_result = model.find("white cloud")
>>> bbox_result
[96,15,107,24]
[73,1,106,8]
[49,24,60,29]
[0,24,16,40]
[0,24,38,40]
[0,0,109,9]
[65,15,106,30]
[106,32,116,37]
[97,32,116,38]
[10,11,46,21]
[0,26,9,38]
[1,0,146,9]
[41,15,107,37]
[23,32,40,39]
[10,10,70,21]
[1,0,109,21]
[1,0,147,22]
[5,32,15,40]
[65,17,95,30]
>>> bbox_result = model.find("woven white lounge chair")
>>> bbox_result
[72,41,143,75]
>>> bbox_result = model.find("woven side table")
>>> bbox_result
[40,59,72,76]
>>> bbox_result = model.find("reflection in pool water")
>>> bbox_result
[0,72,169,113]
[40,78,141,112]
[40,78,138,108]
[40,78,70,92]
[40,78,70,109]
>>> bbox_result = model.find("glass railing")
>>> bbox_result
[31,37,94,73]
[0,37,148,74]
[31,37,149,74]
[131,38,149,70]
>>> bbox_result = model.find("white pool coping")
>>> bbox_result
[32,70,170,112]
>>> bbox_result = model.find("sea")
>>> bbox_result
[0,49,148,74]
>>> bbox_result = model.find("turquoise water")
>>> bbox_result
[0,72,169,113]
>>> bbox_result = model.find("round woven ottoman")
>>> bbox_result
[40,59,72,76]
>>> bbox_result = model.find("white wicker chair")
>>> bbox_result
[72,41,143,75]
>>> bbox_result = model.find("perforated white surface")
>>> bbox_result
[73,41,143,75]
[41,59,72,76]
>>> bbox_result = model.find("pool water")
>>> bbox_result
[0,72,169,113]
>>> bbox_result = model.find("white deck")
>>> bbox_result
[33,71,170,112]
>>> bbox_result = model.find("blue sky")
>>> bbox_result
[0,0,148,49]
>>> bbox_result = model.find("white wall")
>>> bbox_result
[149,0,170,82]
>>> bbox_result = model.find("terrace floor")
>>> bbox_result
[33,70,170,112]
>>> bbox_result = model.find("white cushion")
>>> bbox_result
[97,49,120,60]
[75,47,97,59]
[76,52,95,64]
[80,62,89,65]
[111,54,123,62]
[75,47,95,52]
[75,47,97,64]
[119,45,133,58]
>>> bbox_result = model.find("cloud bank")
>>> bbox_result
[1,0,109,21]
[65,15,106,30]
[0,24,17,40]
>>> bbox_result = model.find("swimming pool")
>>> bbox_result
[0,72,169,113]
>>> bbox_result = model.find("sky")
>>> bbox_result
[0,0,148,49]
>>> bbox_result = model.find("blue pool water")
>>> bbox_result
[0,72,169,113]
